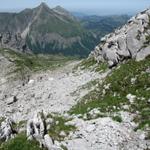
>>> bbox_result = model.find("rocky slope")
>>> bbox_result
[0,48,109,150]
[0,61,103,121]
[0,8,150,150]
[0,47,149,150]
[90,8,150,67]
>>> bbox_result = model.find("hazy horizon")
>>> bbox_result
[0,0,149,16]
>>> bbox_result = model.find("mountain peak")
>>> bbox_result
[39,2,50,9]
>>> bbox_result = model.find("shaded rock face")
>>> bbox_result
[0,32,29,52]
[63,117,150,150]
[90,8,150,67]
[26,112,61,150]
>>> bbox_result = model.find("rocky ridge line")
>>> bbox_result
[90,8,150,67]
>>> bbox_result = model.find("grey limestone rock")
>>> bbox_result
[90,8,150,67]
[26,112,61,150]
[0,118,16,141]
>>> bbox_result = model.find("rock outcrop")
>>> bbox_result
[90,8,150,67]
[27,112,61,150]
[27,112,46,141]
[0,32,29,53]
[0,118,17,141]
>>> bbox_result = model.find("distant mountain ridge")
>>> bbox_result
[79,15,130,40]
[0,3,97,56]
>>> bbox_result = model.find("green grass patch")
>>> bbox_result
[0,49,77,72]
[80,79,99,90]
[73,57,107,73]
[79,57,97,69]
[11,120,27,130]
[70,93,125,115]
[94,62,108,72]
[47,114,76,141]
[112,115,123,123]
[70,57,150,129]
[60,144,68,150]
[0,48,78,81]
[0,133,43,150]
[73,57,96,70]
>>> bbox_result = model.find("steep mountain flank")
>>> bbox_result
[0,6,150,150]
[52,5,76,20]
[0,3,97,56]
[0,7,36,52]
[90,8,150,67]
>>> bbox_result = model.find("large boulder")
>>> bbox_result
[0,118,17,141]
[26,112,61,150]
[90,8,150,67]
[44,134,54,150]
[136,46,150,61]
[27,112,46,143]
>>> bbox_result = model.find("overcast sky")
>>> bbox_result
[0,0,150,15]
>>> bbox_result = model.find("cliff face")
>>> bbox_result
[90,8,150,67]
[0,32,29,52]
[79,15,130,40]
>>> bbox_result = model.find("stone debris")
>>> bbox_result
[0,61,103,121]
[62,117,150,150]
[0,57,149,149]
